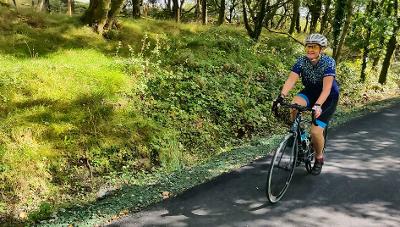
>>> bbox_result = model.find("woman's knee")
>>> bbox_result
[292,96,307,106]
[311,125,324,138]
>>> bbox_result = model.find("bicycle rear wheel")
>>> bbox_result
[266,134,298,203]
[305,142,314,173]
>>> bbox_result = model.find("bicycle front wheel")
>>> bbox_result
[266,134,298,203]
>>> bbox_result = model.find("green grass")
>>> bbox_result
[0,8,105,58]
[0,49,140,222]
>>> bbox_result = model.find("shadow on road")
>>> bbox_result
[109,103,400,227]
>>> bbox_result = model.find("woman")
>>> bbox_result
[272,33,339,175]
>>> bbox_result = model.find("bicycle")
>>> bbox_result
[266,102,328,203]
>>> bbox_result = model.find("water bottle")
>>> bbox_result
[300,130,307,142]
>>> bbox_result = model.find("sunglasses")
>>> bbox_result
[305,44,321,50]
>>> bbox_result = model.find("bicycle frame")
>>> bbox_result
[279,103,315,165]
[282,103,314,141]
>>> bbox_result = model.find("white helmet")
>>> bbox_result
[305,33,328,47]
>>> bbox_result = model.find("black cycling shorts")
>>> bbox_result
[296,89,339,128]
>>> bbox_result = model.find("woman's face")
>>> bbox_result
[305,44,322,60]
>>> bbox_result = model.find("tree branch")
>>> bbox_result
[182,5,196,15]
[265,27,304,46]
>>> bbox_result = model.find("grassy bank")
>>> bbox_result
[38,96,400,227]
[0,7,399,225]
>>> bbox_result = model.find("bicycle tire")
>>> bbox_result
[266,134,298,203]
[305,143,314,173]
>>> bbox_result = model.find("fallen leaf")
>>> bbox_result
[119,209,129,215]
[19,212,27,219]
[162,191,171,199]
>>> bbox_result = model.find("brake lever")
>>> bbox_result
[311,109,317,126]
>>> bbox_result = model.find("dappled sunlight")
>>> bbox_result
[109,152,400,226]
[191,208,213,216]
[324,124,400,180]
[0,8,133,59]
[110,163,400,226]
[260,201,400,227]
[326,156,400,180]
[351,202,400,222]
[382,112,399,117]
[330,137,396,152]
[109,103,400,227]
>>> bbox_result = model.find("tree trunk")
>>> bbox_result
[276,5,288,29]
[252,0,267,40]
[37,0,50,12]
[372,0,389,69]
[264,3,281,28]
[269,17,274,28]
[303,12,310,32]
[242,0,253,37]
[320,0,332,34]
[360,0,375,82]
[45,0,50,12]
[179,0,185,18]
[243,0,284,41]
[201,0,207,24]
[289,0,300,34]
[95,0,111,33]
[333,0,353,62]
[309,0,323,33]
[378,28,397,84]
[67,0,72,16]
[82,0,125,34]
[217,0,225,25]
[195,0,201,19]
[379,0,399,84]
[105,0,125,29]
[227,0,234,23]
[360,22,372,82]
[166,0,171,11]
[37,0,44,11]
[332,0,346,58]
[295,11,301,32]
[132,0,140,18]
[172,0,180,22]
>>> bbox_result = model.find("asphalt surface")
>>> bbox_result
[107,102,400,227]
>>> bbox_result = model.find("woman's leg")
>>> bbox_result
[310,97,338,175]
[291,95,308,121]
[311,124,325,159]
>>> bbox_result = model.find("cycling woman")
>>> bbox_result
[272,33,339,175]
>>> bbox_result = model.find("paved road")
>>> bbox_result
[107,102,400,227]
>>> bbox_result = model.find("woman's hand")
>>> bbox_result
[312,104,322,118]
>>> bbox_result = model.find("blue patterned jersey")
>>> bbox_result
[291,55,339,98]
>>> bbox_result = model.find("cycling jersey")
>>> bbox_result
[291,55,339,99]
[291,55,340,128]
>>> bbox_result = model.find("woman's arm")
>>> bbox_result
[315,76,334,105]
[280,72,300,97]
